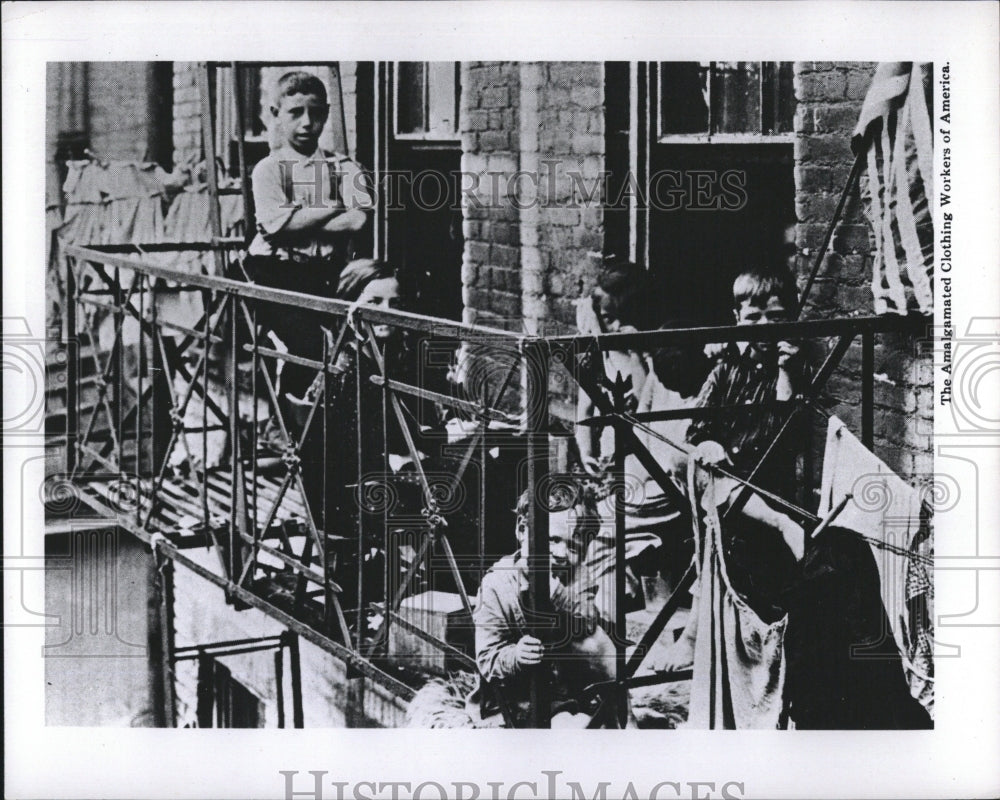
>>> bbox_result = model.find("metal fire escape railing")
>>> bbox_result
[59,239,929,727]
[61,241,537,716]
[54,60,933,728]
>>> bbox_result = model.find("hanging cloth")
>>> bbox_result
[687,470,787,729]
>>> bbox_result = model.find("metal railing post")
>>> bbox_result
[136,273,145,526]
[611,384,628,728]
[149,281,160,523]
[523,337,551,729]
[287,632,305,728]
[65,256,78,476]
[274,644,285,729]
[113,265,124,473]
[229,292,248,604]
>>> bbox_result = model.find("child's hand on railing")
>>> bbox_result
[777,339,801,368]
[691,440,730,468]
[703,342,727,360]
[514,635,544,667]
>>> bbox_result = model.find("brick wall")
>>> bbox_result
[459,62,605,420]
[459,61,606,335]
[172,63,202,167]
[793,61,932,480]
[460,62,523,330]
[534,62,606,336]
[46,62,163,195]
[86,63,159,162]
[172,62,362,171]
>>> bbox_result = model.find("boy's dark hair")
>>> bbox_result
[649,315,713,399]
[273,71,329,106]
[593,256,649,329]
[336,258,396,302]
[732,268,799,312]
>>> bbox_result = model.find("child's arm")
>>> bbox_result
[701,470,805,561]
[474,579,539,682]
[250,156,369,241]
[282,205,361,234]
[739,492,805,561]
[319,207,368,233]
[336,156,375,212]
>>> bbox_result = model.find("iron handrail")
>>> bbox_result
[65,243,526,346]
[60,244,927,728]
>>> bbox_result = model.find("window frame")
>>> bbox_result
[392,61,460,142]
[654,61,796,145]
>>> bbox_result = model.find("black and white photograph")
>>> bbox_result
[4,3,999,799]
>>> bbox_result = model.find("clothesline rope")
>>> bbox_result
[613,410,933,566]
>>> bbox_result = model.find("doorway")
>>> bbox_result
[379,62,464,322]
[607,62,797,325]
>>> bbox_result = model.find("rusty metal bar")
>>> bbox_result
[582,399,802,426]
[112,266,125,471]
[175,635,284,654]
[149,286,160,521]
[229,289,249,605]
[136,273,145,526]
[369,375,520,423]
[236,531,328,586]
[76,241,237,254]
[200,289,211,532]
[158,557,177,727]
[354,330,365,647]
[797,147,867,317]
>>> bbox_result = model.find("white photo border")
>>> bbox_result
[4,2,999,799]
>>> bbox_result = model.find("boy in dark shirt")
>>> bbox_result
[655,268,808,671]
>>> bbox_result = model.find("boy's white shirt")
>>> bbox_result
[248,144,372,259]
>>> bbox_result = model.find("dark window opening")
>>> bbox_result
[148,62,174,170]
[196,656,264,728]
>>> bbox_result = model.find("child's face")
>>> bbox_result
[515,508,589,580]
[593,287,621,332]
[734,295,790,354]
[271,92,329,155]
[548,508,589,579]
[356,277,401,339]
